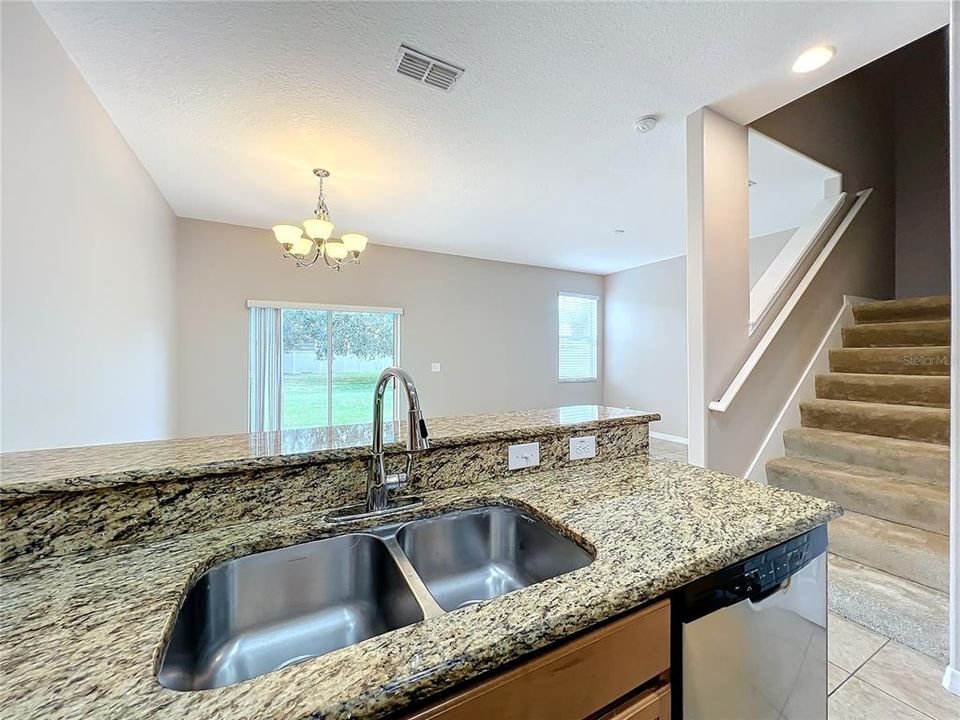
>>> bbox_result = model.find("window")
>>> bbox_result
[248,302,401,431]
[558,292,598,382]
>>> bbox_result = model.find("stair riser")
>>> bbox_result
[842,321,949,348]
[783,433,948,484]
[815,374,949,409]
[829,347,950,375]
[828,515,949,592]
[853,296,950,325]
[829,555,948,662]
[800,403,949,445]
[767,466,948,534]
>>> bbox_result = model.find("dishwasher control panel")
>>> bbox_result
[741,532,816,595]
[675,524,828,623]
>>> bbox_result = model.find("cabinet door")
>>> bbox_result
[598,685,670,720]
[403,600,670,720]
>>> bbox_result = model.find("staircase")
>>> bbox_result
[766,295,951,661]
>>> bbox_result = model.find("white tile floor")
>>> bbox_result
[827,614,960,720]
[646,438,960,718]
[648,436,688,462]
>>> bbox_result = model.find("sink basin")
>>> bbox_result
[157,534,424,691]
[158,504,593,690]
[398,506,593,611]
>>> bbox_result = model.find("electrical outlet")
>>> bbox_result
[569,435,597,460]
[508,442,540,470]
[430,362,442,372]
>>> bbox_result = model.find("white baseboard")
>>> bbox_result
[942,665,960,695]
[650,431,689,445]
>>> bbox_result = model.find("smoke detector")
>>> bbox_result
[635,115,658,133]
[394,45,464,92]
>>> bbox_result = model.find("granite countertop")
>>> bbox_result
[0,455,841,720]
[0,405,657,497]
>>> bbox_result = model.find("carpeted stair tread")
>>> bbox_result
[829,512,948,592]
[782,427,948,484]
[775,295,951,654]
[841,319,949,348]
[852,295,950,324]
[800,398,949,445]
[829,346,950,375]
[766,456,948,534]
[828,554,948,662]
[814,372,949,408]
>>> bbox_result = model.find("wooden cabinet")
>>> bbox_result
[596,685,670,720]
[403,600,670,720]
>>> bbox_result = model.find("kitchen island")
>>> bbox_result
[0,407,840,719]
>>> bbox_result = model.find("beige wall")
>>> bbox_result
[603,256,687,439]
[0,3,177,452]
[175,218,603,437]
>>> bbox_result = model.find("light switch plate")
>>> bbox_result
[508,442,540,470]
[569,435,597,460]
[431,362,442,372]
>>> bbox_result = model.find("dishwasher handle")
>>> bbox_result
[747,576,791,608]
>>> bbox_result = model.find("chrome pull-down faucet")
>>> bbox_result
[368,366,430,513]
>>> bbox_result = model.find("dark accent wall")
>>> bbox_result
[750,28,949,300]
[893,30,950,298]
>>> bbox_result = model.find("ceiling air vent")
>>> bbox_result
[394,45,464,92]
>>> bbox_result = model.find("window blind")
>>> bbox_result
[558,293,598,382]
[248,306,282,432]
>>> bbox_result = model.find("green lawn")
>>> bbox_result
[282,371,394,429]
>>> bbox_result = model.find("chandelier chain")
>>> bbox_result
[315,174,331,221]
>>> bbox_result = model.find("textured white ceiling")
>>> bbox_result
[36,1,947,274]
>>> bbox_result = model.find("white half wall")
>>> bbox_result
[748,129,840,237]
[686,108,750,468]
[690,44,902,476]
[175,218,604,438]
[603,255,687,439]
[0,2,177,452]
[750,228,796,288]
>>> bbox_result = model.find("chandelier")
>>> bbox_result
[272,169,368,270]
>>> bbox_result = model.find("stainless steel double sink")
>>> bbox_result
[158,505,594,691]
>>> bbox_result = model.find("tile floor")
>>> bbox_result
[828,614,959,720]
[646,437,959,718]
[648,436,689,462]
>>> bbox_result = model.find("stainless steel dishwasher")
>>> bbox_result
[672,525,828,720]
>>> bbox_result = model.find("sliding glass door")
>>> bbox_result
[249,303,400,432]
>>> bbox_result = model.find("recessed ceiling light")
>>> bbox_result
[792,45,835,73]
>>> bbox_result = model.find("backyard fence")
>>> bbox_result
[282,349,393,376]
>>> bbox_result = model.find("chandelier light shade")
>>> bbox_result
[271,169,368,270]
